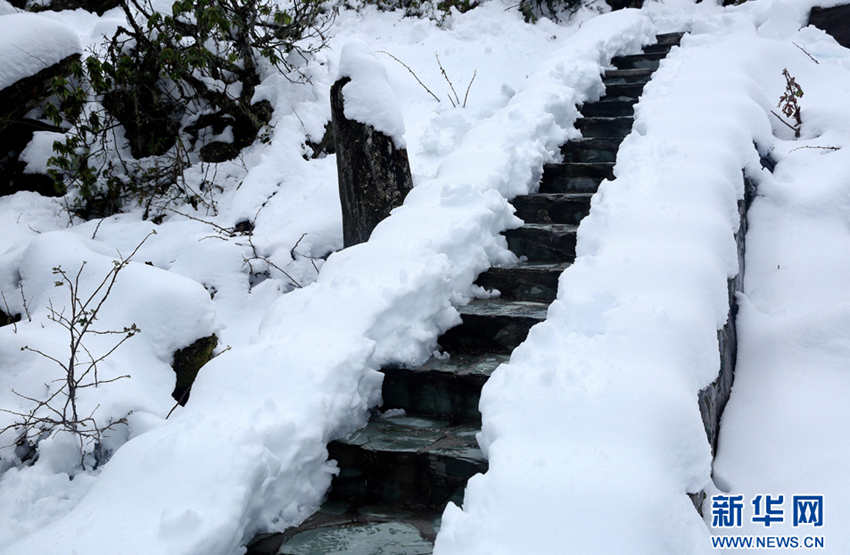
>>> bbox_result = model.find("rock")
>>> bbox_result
[330,76,413,247]
[809,4,850,48]
[0,308,21,328]
[0,54,79,197]
[171,334,218,405]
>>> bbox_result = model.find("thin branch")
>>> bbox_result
[436,53,461,106]
[377,50,441,104]
[788,145,840,153]
[463,69,477,108]
[792,42,819,64]
[770,110,800,133]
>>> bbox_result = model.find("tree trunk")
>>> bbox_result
[331,76,413,248]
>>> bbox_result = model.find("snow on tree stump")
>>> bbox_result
[331,44,413,248]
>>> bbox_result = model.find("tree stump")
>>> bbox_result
[330,76,413,248]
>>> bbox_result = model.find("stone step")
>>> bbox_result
[327,413,486,510]
[579,99,635,118]
[655,32,684,46]
[642,43,674,54]
[504,223,577,264]
[382,353,507,424]
[247,502,441,555]
[610,52,664,70]
[601,82,646,99]
[475,262,568,303]
[539,162,613,193]
[438,298,548,354]
[576,116,634,138]
[511,192,593,225]
[561,137,622,163]
[602,67,656,83]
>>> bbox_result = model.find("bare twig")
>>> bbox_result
[377,50,441,104]
[2,234,152,467]
[463,69,477,108]
[436,53,461,107]
[770,110,800,134]
[788,145,841,153]
[792,42,820,64]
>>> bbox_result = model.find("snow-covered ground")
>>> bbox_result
[1,0,850,553]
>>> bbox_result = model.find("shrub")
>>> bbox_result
[46,0,332,219]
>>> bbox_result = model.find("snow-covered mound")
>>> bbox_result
[0,13,80,90]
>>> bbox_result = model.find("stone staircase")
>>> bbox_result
[247,32,684,555]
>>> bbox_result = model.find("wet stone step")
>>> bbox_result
[327,413,486,510]
[603,67,656,82]
[602,81,647,99]
[475,262,569,303]
[247,502,441,555]
[576,116,634,138]
[511,192,593,225]
[381,353,508,424]
[504,223,577,263]
[611,52,664,70]
[579,99,635,118]
[655,31,684,45]
[561,137,622,163]
[545,162,614,180]
[641,43,674,54]
[438,298,548,354]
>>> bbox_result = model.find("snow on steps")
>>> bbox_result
[247,32,687,555]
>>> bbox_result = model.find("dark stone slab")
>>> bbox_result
[511,193,592,225]
[576,116,634,138]
[655,32,684,46]
[642,43,674,55]
[580,100,635,118]
[561,137,623,162]
[504,223,577,263]
[809,5,850,48]
[475,262,568,303]
[611,53,663,70]
[602,82,647,99]
[539,162,613,194]
[382,353,507,424]
[246,502,441,555]
[602,68,656,82]
[438,299,548,355]
[327,413,486,510]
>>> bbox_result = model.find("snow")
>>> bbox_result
[20,131,64,175]
[2,0,850,553]
[0,13,81,90]
[338,42,408,148]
